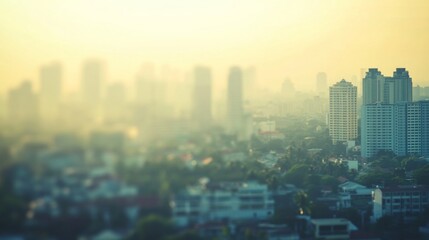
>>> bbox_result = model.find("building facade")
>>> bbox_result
[171,181,274,227]
[328,80,357,143]
[361,101,429,158]
[372,185,429,223]
[362,68,412,105]
[310,218,357,240]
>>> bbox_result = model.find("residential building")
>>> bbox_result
[361,101,429,158]
[372,185,429,223]
[362,68,385,105]
[361,103,394,158]
[338,181,373,210]
[310,218,357,239]
[362,68,412,105]
[328,80,357,143]
[171,180,274,227]
[406,101,429,157]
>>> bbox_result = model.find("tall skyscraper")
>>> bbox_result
[406,101,429,157]
[387,68,412,103]
[316,72,328,96]
[7,81,39,131]
[362,68,385,105]
[361,101,429,158]
[227,66,244,134]
[81,60,105,111]
[362,68,412,105]
[361,68,417,158]
[192,66,212,129]
[328,80,357,144]
[39,62,62,124]
[361,103,395,158]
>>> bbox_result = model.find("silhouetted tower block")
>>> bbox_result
[7,81,39,132]
[81,60,105,119]
[316,72,327,96]
[192,66,212,129]
[227,66,244,134]
[104,82,127,123]
[39,62,62,126]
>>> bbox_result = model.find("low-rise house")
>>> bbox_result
[338,181,373,210]
[171,180,275,227]
[310,218,357,240]
[372,185,429,223]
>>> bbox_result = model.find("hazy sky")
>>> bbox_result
[1,0,429,94]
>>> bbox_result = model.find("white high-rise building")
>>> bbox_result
[329,80,357,144]
[361,101,429,158]
[361,104,395,158]
[360,68,425,158]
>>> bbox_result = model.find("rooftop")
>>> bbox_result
[311,218,351,226]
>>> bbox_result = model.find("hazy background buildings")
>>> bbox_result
[1,1,429,239]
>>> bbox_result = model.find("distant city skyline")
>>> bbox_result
[1,1,429,94]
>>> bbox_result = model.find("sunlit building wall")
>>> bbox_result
[328,80,357,144]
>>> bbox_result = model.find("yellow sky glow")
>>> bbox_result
[1,0,429,94]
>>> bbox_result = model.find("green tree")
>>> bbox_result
[310,202,331,218]
[165,231,202,240]
[294,191,311,215]
[134,215,175,240]
[283,164,310,187]
[413,164,429,185]
[0,187,26,233]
